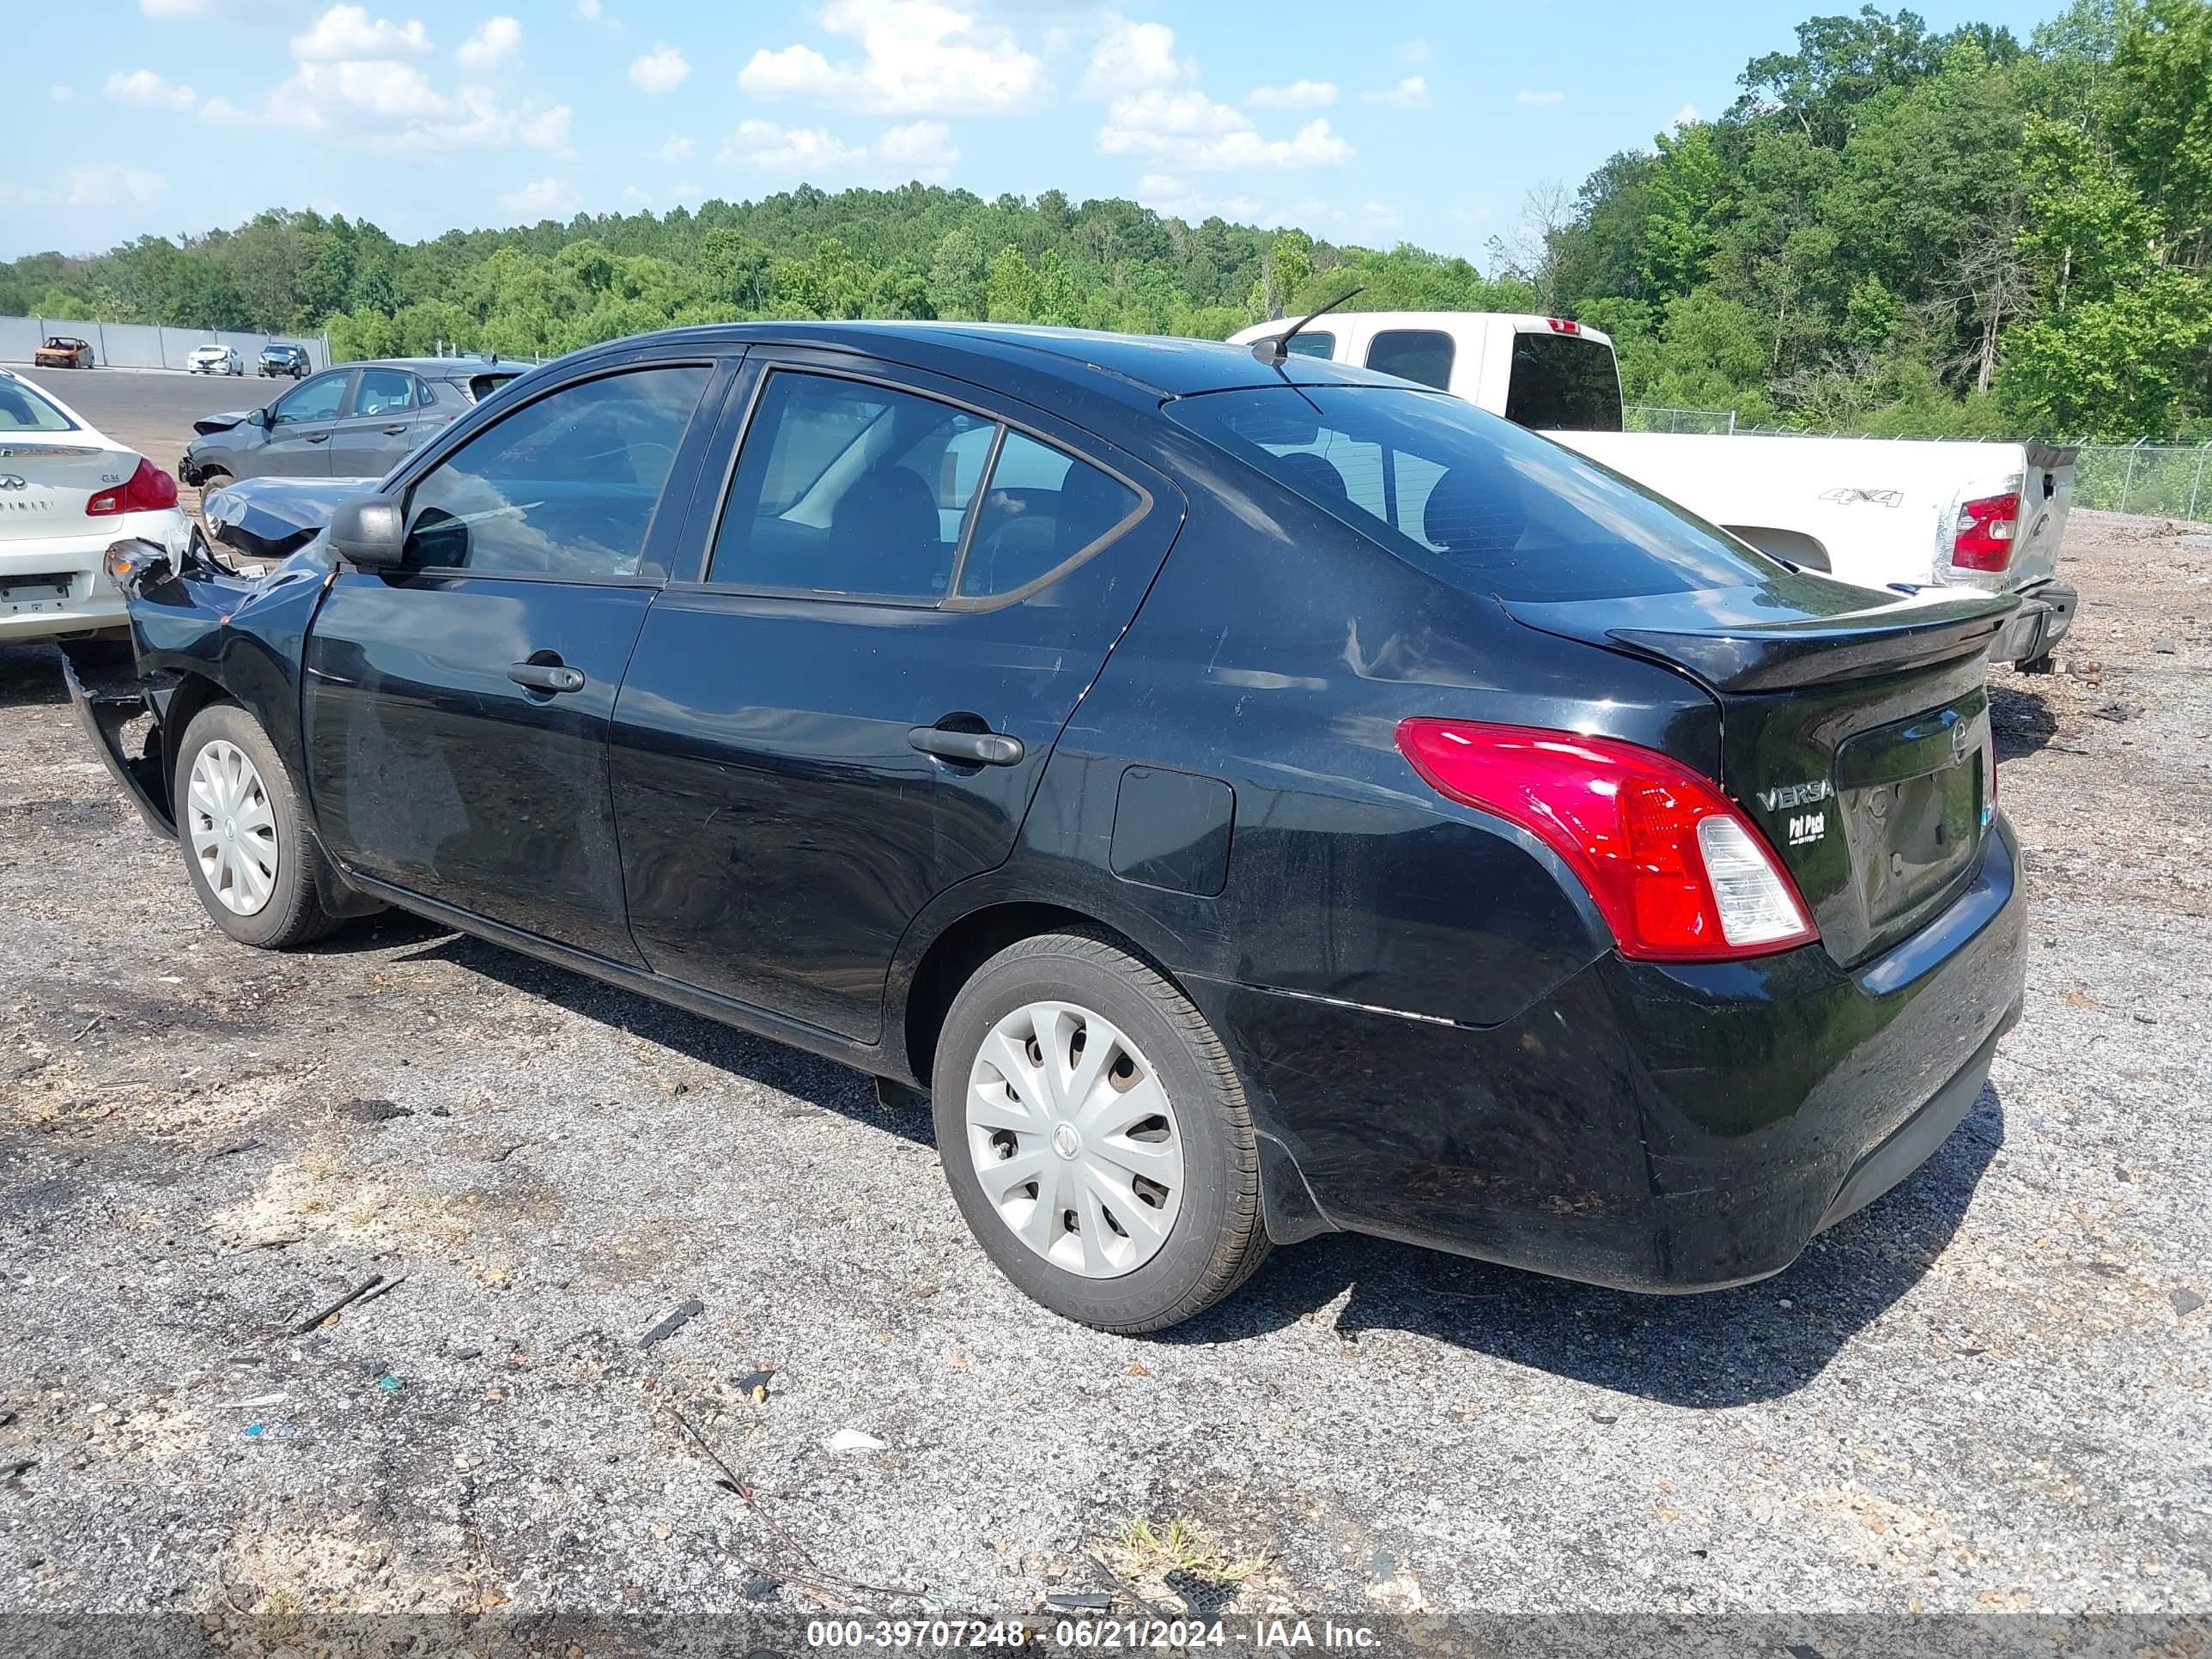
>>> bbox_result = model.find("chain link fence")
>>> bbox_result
[1624,404,1739,434]
[1626,404,2211,520]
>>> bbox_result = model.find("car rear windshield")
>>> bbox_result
[1503,331,1624,431]
[0,378,77,433]
[1165,385,1772,602]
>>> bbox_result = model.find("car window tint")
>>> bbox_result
[958,431,1140,599]
[1503,331,1625,430]
[0,380,76,433]
[1365,329,1455,392]
[1283,331,1334,360]
[273,373,348,425]
[708,372,990,599]
[1168,385,1777,603]
[353,368,420,417]
[403,364,709,579]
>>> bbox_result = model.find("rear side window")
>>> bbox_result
[1282,331,1334,361]
[1166,385,1773,602]
[1504,332,1624,431]
[708,372,991,599]
[465,373,521,404]
[959,430,1141,599]
[403,364,709,578]
[1365,330,1455,391]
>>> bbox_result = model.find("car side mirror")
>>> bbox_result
[246,406,269,429]
[329,495,407,568]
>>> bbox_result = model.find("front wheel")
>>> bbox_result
[171,703,344,949]
[932,932,1268,1334]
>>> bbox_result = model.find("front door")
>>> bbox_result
[303,358,721,963]
[611,356,1182,1041]
[258,368,353,476]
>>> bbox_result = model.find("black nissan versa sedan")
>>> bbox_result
[64,322,2026,1333]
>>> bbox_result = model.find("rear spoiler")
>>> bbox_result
[1504,588,2020,694]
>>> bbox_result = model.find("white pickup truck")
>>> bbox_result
[1227,310,2076,669]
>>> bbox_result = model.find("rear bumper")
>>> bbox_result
[1200,816,2026,1291]
[1990,578,2075,665]
[0,514,185,640]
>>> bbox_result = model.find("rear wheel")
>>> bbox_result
[171,703,343,949]
[932,932,1268,1334]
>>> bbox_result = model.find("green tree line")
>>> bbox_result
[3,0,2206,440]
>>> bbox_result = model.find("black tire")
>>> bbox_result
[196,468,231,503]
[170,702,345,949]
[932,931,1269,1334]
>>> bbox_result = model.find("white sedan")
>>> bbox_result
[187,342,243,375]
[0,368,190,643]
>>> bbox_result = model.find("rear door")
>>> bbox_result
[302,353,728,962]
[328,366,434,478]
[610,351,1182,1041]
[259,369,353,476]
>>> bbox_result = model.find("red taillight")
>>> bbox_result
[86,456,179,517]
[1395,719,1819,962]
[1545,317,1580,334]
[1951,492,2019,572]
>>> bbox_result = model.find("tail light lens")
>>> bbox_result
[1951,492,2019,572]
[1395,719,1818,962]
[86,456,179,517]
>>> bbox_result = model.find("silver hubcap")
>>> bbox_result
[185,739,278,916]
[965,1001,1184,1279]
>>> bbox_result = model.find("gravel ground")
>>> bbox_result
[1,497,2208,1626]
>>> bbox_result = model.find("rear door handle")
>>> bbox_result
[508,661,586,695]
[380,423,409,435]
[908,724,1024,767]
[304,432,330,443]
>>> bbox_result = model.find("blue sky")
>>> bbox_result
[6,0,2063,264]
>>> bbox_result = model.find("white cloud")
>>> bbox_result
[1515,88,1564,106]
[628,43,690,93]
[649,134,696,161]
[457,15,521,68]
[574,0,599,15]
[1672,101,1700,126]
[876,118,958,178]
[1400,39,1431,65]
[1249,79,1335,109]
[1133,174,1261,222]
[720,119,868,174]
[1364,76,1428,107]
[718,117,958,183]
[1100,91,1349,171]
[498,176,577,217]
[141,0,298,15]
[738,0,1043,116]
[68,163,169,207]
[106,69,198,111]
[292,5,431,60]
[1081,15,1192,100]
[298,57,447,118]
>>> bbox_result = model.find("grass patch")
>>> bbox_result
[1115,1518,1267,1586]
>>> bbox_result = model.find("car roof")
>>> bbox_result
[343,356,521,376]
[550,321,1420,408]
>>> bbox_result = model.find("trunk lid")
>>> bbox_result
[0,436,131,545]
[1505,571,2013,965]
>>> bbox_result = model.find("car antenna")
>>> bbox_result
[1250,285,1364,366]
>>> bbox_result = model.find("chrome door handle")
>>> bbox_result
[508,661,586,694]
[908,724,1024,767]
